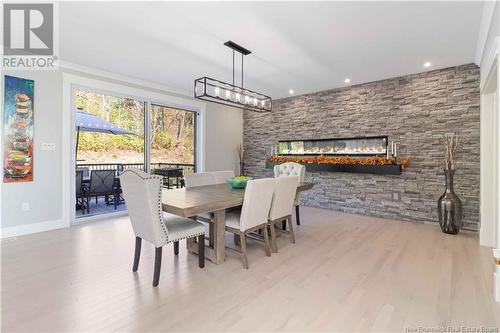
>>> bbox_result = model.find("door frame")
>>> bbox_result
[480,58,499,248]
[62,73,206,225]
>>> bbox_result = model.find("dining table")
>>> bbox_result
[161,181,314,264]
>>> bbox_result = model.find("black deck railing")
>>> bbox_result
[76,162,196,174]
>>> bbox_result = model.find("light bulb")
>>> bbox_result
[245,95,250,104]
[225,90,230,99]
[214,87,220,97]
[261,100,265,108]
[235,93,241,102]
[253,98,258,106]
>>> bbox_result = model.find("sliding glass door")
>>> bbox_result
[73,89,198,219]
[74,90,146,169]
[150,104,196,172]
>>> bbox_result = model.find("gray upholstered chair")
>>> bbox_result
[273,162,305,226]
[224,178,275,269]
[120,169,206,287]
[268,175,300,253]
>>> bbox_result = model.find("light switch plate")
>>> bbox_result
[42,143,56,151]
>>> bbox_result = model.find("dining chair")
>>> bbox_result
[76,167,90,179]
[273,162,305,226]
[184,172,218,246]
[184,172,215,188]
[75,170,89,214]
[268,175,300,253]
[120,169,206,287]
[225,178,275,269]
[86,169,117,212]
[211,170,235,184]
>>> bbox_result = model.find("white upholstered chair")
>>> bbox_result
[185,170,236,247]
[273,162,305,226]
[184,172,215,188]
[120,169,206,287]
[268,176,300,253]
[225,178,275,269]
[211,170,235,184]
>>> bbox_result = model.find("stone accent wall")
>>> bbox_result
[243,64,480,229]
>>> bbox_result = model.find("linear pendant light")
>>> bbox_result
[194,41,272,112]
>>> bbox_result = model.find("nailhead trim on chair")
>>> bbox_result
[121,169,169,241]
[122,169,205,244]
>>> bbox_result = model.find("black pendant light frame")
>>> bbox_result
[194,41,272,113]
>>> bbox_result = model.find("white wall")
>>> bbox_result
[1,65,243,238]
[204,103,243,174]
[480,65,498,247]
[1,71,65,237]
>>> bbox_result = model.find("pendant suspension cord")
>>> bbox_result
[241,53,244,88]
[232,50,235,88]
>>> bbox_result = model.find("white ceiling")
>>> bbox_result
[60,1,484,99]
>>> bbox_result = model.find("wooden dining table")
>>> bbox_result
[162,181,314,264]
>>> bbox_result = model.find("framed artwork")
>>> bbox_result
[3,75,34,183]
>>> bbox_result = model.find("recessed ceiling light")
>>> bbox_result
[289,89,294,95]
[424,62,432,68]
[344,78,351,83]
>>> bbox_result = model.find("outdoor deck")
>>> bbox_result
[76,162,194,218]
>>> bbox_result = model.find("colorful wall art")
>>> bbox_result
[3,75,34,183]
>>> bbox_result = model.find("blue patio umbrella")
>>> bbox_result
[75,109,134,161]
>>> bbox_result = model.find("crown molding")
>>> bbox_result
[475,1,498,66]
[58,60,193,98]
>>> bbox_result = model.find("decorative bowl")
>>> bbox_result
[227,176,252,189]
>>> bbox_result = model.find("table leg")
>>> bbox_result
[213,209,226,264]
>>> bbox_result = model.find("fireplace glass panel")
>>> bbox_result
[278,136,388,156]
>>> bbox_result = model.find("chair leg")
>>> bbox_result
[295,205,301,226]
[288,216,296,244]
[239,233,249,269]
[153,247,162,287]
[173,241,179,255]
[86,196,90,214]
[269,223,278,253]
[263,226,271,257]
[132,237,141,272]
[198,235,205,268]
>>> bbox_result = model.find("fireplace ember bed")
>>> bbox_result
[265,136,408,175]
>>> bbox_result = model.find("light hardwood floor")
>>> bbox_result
[2,207,498,332]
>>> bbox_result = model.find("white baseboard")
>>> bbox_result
[495,272,499,303]
[71,211,128,225]
[1,219,68,239]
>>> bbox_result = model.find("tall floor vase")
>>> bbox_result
[437,169,463,234]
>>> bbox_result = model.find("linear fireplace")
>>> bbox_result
[267,135,407,175]
[277,136,388,157]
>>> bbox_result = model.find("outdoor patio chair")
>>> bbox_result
[76,170,90,214]
[88,169,117,211]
